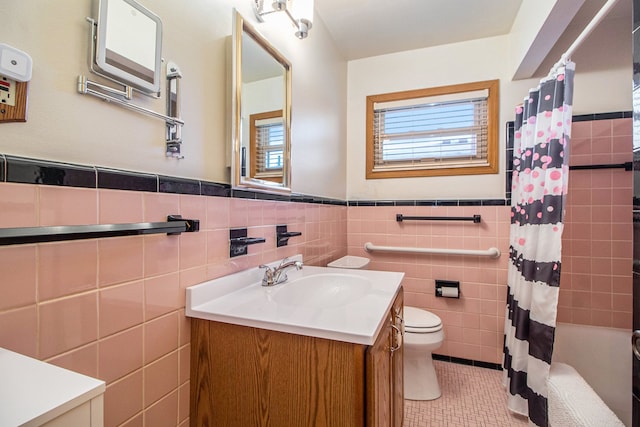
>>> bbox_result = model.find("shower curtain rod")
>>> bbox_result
[546,0,620,79]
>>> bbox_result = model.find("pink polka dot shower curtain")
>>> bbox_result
[502,61,575,427]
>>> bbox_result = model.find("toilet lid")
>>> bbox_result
[403,306,443,333]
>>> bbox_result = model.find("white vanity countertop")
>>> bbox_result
[186,257,404,346]
[0,347,105,427]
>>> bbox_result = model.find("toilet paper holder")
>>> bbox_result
[435,280,460,298]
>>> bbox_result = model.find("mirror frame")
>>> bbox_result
[231,10,292,194]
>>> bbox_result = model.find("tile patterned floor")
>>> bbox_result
[404,361,529,427]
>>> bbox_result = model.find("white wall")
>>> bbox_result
[541,14,633,116]
[345,5,631,201]
[509,0,585,79]
[346,35,532,201]
[0,1,630,202]
[0,0,348,199]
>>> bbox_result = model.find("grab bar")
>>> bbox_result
[396,214,481,223]
[364,242,501,258]
[569,161,632,171]
[0,215,199,246]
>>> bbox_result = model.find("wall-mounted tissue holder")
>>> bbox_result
[435,279,460,298]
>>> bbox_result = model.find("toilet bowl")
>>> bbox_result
[403,306,445,400]
[326,257,444,400]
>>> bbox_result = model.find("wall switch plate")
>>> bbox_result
[0,77,28,123]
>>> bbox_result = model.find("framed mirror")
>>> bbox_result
[231,10,292,194]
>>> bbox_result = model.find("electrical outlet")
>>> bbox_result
[0,76,16,107]
[0,78,27,123]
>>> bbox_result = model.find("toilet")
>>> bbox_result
[327,256,445,401]
[403,306,444,400]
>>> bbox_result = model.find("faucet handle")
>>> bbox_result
[259,264,274,276]
[259,264,274,286]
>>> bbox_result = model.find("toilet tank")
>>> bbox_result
[327,255,370,269]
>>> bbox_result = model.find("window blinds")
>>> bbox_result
[372,95,489,172]
[255,119,284,175]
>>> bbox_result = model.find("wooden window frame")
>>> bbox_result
[366,79,499,179]
[249,109,284,183]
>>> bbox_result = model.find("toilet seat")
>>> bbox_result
[404,306,443,333]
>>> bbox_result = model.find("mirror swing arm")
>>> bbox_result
[77,14,185,159]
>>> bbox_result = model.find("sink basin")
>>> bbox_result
[185,255,405,345]
[273,273,371,308]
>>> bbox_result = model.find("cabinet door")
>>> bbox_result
[191,319,366,427]
[391,290,404,427]
[366,288,404,427]
[366,311,392,427]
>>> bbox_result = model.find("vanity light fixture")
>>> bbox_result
[253,0,314,39]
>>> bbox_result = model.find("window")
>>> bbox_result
[366,80,499,179]
[250,110,284,182]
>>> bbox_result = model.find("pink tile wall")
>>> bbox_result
[0,118,629,424]
[348,205,511,364]
[345,117,634,364]
[0,184,347,427]
[559,118,633,328]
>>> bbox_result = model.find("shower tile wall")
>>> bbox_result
[0,183,347,427]
[558,117,633,328]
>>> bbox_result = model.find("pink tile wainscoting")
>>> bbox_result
[348,204,511,364]
[0,184,346,427]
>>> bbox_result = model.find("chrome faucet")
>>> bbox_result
[259,258,303,287]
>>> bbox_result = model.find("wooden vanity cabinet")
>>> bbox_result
[190,287,404,427]
[367,289,404,427]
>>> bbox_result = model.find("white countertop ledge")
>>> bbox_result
[0,347,105,427]
[186,256,404,346]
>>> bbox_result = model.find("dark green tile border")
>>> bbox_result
[97,168,158,192]
[5,156,96,188]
